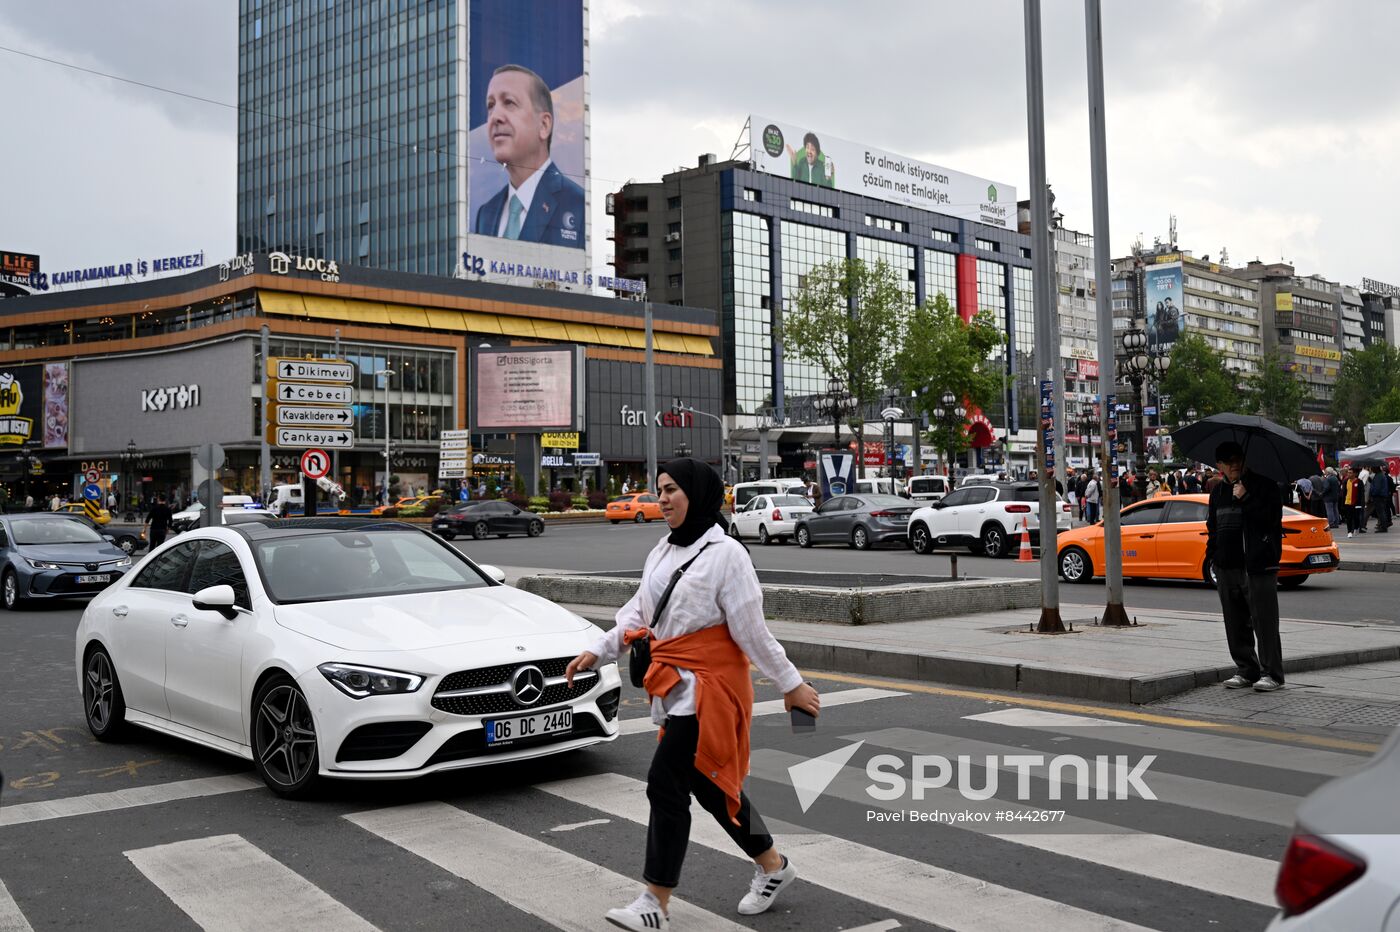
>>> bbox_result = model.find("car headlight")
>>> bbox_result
[114,557,132,568]
[318,663,424,699]
[25,558,62,570]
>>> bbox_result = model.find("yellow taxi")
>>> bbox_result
[370,495,435,515]
[60,501,111,525]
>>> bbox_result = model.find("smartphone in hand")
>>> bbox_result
[790,707,816,733]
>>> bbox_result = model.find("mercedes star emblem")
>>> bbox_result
[510,665,545,707]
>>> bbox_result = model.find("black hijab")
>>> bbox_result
[658,457,727,547]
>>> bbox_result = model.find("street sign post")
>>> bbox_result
[271,404,355,427]
[267,358,356,383]
[266,381,353,405]
[268,426,355,449]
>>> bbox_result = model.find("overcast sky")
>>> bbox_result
[2,0,1397,291]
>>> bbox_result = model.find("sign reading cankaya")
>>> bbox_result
[0,362,68,447]
[472,345,584,432]
[749,115,1016,229]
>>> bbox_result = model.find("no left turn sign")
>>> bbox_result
[300,448,330,479]
[84,468,101,484]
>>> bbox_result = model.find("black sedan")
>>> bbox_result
[794,494,917,550]
[432,501,544,540]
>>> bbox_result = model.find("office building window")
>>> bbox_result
[923,249,957,306]
[742,188,760,202]
[931,229,955,243]
[780,219,846,400]
[789,198,835,218]
[723,212,772,414]
[976,238,1000,253]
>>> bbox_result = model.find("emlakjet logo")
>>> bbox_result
[787,741,1157,813]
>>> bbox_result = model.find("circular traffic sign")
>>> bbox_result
[84,468,101,484]
[299,448,330,480]
[82,483,103,501]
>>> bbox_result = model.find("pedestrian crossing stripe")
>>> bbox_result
[0,878,35,932]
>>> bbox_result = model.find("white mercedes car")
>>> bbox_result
[75,520,621,797]
[729,493,813,545]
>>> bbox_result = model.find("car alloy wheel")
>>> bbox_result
[84,647,127,740]
[910,524,932,555]
[473,521,490,540]
[2,570,19,611]
[528,520,544,537]
[1059,547,1093,584]
[759,525,771,546]
[253,676,320,797]
[1202,559,1218,588]
[796,526,812,548]
[852,526,870,550]
[634,511,646,523]
[982,525,1007,559]
[117,536,137,554]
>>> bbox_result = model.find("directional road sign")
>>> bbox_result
[440,429,470,440]
[82,483,102,501]
[268,358,355,383]
[272,403,355,428]
[266,380,353,405]
[438,468,467,479]
[267,426,355,449]
[438,438,469,450]
[300,448,331,479]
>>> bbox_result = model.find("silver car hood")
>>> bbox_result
[274,585,592,651]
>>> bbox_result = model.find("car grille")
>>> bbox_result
[424,711,608,766]
[432,656,578,716]
[336,721,433,762]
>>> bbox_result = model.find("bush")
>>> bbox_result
[587,490,608,510]
[505,492,529,510]
[549,490,574,513]
[421,500,442,517]
[398,505,425,518]
[570,495,588,509]
[527,495,550,513]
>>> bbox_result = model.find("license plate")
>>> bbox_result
[76,574,110,584]
[485,707,572,746]
[1308,554,1331,566]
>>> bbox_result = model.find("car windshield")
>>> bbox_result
[11,517,106,545]
[253,530,492,603]
[771,496,809,507]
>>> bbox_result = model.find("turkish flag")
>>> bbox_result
[1317,449,1325,471]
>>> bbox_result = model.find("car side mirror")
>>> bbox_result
[477,563,507,584]
[102,534,115,543]
[192,584,239,620]
[932,500,945,509]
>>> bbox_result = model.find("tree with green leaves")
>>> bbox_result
[1245,347,1306,430]
[1333,342,1400,446]
[893,293,1003,473]
[1158,333,1237,425]
[779,258,910,472]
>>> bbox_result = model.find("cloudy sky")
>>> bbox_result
[2,0,1397,290]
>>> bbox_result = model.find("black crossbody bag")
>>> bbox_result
[629,542,714,688]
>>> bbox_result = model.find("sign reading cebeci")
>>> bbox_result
[266,381,353,405]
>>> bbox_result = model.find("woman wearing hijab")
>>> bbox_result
[565,457,820,930]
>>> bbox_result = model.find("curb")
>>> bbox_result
[1337,560,1400,574]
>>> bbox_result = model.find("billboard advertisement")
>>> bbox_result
[468,0,585,251]
[749,115,1016,228]
[473,345,584,432]
[0,363,67,447]
[0,251,39,300]
[1143,262,1184,350]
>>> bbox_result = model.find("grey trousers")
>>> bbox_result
[1216,565,1283,683]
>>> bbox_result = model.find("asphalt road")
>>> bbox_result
[448,520,1400,626]
[2,600,1362,930]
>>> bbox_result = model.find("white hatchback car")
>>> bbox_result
[75,520,621,797]
[907,481,1071,558]
[729,493,813,545]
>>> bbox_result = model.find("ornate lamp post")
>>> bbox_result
[816,376,855,450]
[931,390,967,478]
[1120,324,1170,502]
[120,439,141,519]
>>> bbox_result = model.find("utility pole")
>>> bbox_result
[644,295,657,491]
[260,325,271,503]
[1086,0,1129,625]
[1024,0,1064,633]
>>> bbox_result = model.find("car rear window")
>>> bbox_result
[771,496,809,507]
[863,495,912,508]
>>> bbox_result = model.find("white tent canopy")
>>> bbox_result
[1339,425,1400,462]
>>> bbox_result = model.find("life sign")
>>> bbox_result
[266,380,353,404]
[267,358,355,383]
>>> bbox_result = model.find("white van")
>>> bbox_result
[852,477,907,497]
[730,478,806,512]
[907,475,952,503]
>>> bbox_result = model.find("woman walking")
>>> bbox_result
[566,458,820,930]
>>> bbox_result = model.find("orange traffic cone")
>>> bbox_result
[1017,515,1034,562]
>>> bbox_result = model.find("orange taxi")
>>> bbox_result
[371,495,434,515]
[606,492,663,524]
[1056,493,1339,588]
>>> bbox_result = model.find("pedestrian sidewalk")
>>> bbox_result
[1336,534,1400,573]
[556,597,1400,708]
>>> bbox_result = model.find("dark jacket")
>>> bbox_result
[1206,471,1283,574]
[472,162,586,248]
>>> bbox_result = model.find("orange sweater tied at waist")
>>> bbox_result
[623,623,755,825]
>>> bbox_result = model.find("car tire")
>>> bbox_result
[852,525,871,551]
[115,535,138,555]
[796,526,812,548]
[1278,575,1307,589]
[528,520,544,537]
[1202,559,1218,588]
[910,523,933,555]
[981,524,1009,559]
[758,525,772,546]
[439,530,456,540]
[251,674,321,799]
[634,511,647,524]
[1059,546,1094,584]
[83,645,128,741]
[472,521,490,540]
[2,569,23,611]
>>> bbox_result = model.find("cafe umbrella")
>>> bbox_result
[1172,413,1318,483]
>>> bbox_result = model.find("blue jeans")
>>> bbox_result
[1324,500,1340,527]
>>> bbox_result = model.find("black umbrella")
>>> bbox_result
[1172,413,1318,483]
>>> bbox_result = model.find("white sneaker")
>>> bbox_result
[1347,532,1354,538]
[1223,674,1254,689]
[1254,676,1283,692]
[738,855,797,916]
[606,891,668,931]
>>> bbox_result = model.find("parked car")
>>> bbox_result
[171,498,274,535]
[1264,726,1400,930]
[59,501,111,524]
[0,513,133,609]
[907,475,953,504]
[907,482,1072,558]
[74,520,621,797]
[958,474,1000,488]
[371,495,436,516]
[853,477,907,497]
[606,492,662,524]
[730,494,813,545]
[1055,494,1339,587]
[729,479,806,513]
[432,501,544,540]
[794,494,918,550]
[55,512,147,555]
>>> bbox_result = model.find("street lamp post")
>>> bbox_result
[931,390,967,478]
[1120,324,1170,502]
[375,368,395,505]
[815,376,855,451]
[672,401,726,480]
[120,439,140,519]
[1335,417,1348,463]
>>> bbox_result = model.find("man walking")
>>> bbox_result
[145,494,174,550]
[1368,467,1392,533]
[1207,441,1284,693]
[1321,466,1341,529]
[1083,470,1100,524]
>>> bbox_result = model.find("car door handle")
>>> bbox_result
[1199,531,1209,536]
[111,605,128,617]
[1140,534,1154,539]
[170,613,189,628]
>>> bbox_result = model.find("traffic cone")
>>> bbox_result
[1018,515,1034,562]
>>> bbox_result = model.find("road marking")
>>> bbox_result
[965,708,1364,778]
[797,669,1382,753]
[537,772,1154,932]
[124,834,379,932]
[749,748,1278,907]
[844,922,901,932]
[0,773,261,828]
[854,726,1303,827]
[0,879,34,932]
[617,686,907,736]
[547,818,610,832]
[345,801,750,931]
